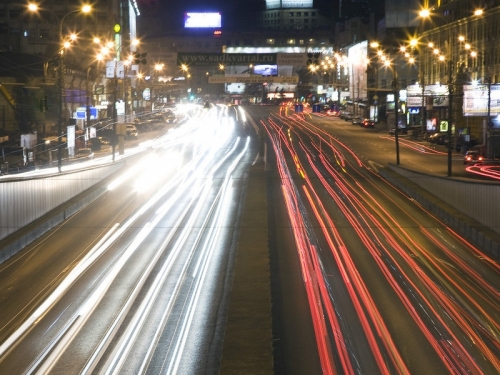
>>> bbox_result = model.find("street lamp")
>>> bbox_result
[150,63,164,111]
[28,3,91,171]
[57,5,91,171]
[371,43,401,165]
[419,9,455,176]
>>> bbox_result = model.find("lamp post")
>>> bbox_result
[419,9,454,176]
[371,42,401,165]
[28,3,90,170]
[150,63,164,112]
[386,59,401,165]
[56,5,91,171]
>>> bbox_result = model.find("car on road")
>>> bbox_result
[326,109,340,116]
[125,124,139,140]
[463,150,484,164]
[352,116,363,125]
[362,118,375,128]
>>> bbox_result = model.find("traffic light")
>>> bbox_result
[113,23,121,34]
[133,52,147,65]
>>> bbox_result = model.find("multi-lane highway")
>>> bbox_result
[0,104,256,374]
[0,103,498,375]
[255,104,500,374]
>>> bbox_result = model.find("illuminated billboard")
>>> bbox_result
[184,13,221,28]
[254,64,278,76]
[463,84,500,117]
[266,0,313,9]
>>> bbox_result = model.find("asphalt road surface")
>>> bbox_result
[0,103,498,375]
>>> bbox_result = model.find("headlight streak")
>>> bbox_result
[0,223,118,359]
[264,112,500,373]
[1,117,240,371]
[33,223,154,375]
[166,138,250,374]
[91,137,249,375]
[98,180,213,375]
[106,138,250,374]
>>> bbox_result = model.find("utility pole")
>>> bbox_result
[393,69,400,165]
[447,60,453,176]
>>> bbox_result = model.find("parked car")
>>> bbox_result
[343,112,354,121]
[428,132,452,145]
[389,126,408,135]
[463,150,484,164]
[362,118,375,128]
[125,124,139,140]
[352,116,363,125]
[339,111,351,120]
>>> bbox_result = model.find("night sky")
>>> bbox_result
[138,0,384,32]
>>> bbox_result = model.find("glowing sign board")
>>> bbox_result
[266,0,313,9]
[184,13,221,28]
[463,84,500,116]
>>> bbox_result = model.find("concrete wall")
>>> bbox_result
[381,165,500,259]
[0,162,124,243]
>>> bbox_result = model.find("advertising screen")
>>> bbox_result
[463,84,500,117]
[253,64,278,76]
[184,13,221,28]
[266,1,313,9]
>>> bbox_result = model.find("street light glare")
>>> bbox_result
[419,9,430,18]
[28,3,38,12]
[82,5,91,13]
[474,9,483,16]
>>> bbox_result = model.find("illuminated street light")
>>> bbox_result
[29,3,91,172]
[419,9,430,18]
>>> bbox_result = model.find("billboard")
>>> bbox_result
[276,53,308,66]
[208,76,298,84]
[266,1,313,9]
[463,84,500,116]
[407,84,449,108]
[254,64,278,76]
[184,13,221,28]
[177,53,277,66]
